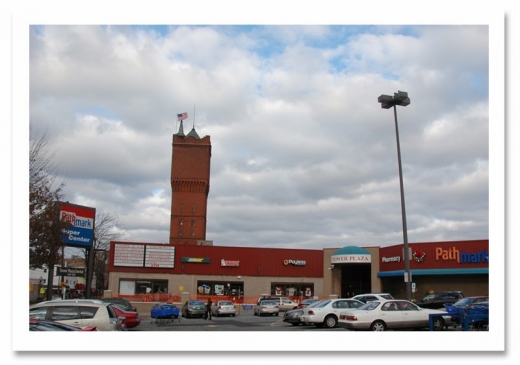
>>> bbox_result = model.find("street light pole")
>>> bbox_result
[378,91,412,301]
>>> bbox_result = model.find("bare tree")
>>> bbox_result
[29,126,70,299]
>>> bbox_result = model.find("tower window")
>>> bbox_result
[179,219,184,226]
[191,231,195,237]
[178,230,183,237]
[191,220,195,226]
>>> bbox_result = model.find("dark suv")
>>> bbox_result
[417,291,464,309]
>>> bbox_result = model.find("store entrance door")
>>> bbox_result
[340,263,371,298]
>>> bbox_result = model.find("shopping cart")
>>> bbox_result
[151,303,181,324]
[460,304,489,331]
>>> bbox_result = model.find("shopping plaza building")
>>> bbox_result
[106,122,489,303]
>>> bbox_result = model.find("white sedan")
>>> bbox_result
[299,298,365,328]
[337,299,452,331]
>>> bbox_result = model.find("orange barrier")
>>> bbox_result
[106,293,325,305]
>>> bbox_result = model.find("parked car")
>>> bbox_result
[264,297,299,311]
[445,296,488,310]
[337,299,451,331]
[29,318,97,331]
[444,298,489,328]
[351,293,394,303]
[29,299,126,331]
[466,300,489,330]
[296,298,320,309]
[256,295,272,304]
[181,300,206,318]
[299,298,364,328]
[254,300,280,316]
[99,297,137,312]
[283,308,314,326]
[111,304,141,328]
[417,291,464,309]
[211,300,236,317]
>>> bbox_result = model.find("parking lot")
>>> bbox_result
[129,312,475,332]
[131,313,345,331]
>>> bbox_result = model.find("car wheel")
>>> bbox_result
[324,315,338,328]
[232,314,235,317]
[291,322,300,326]
[276,313,279,316]
[370,320,386,331]
[433,317,445,331]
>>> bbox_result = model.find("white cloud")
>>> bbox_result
[28,24,491,249]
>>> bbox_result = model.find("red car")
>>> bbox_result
[112,304,141,328]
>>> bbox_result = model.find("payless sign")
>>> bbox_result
[60,202,96,248]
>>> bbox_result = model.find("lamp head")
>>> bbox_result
[378,94,394,109]
[394,91,410,106]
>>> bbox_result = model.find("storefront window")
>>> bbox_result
[197,280,244,297]
[270,283,314,297]
[119,279,168,295]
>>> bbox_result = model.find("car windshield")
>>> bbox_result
[452,297,476,306]
[261,301,276,305]
[306,300,325,308]
[312,300,331,308]
[219,301,233,306]
[421,294,436,302]
[190,301,205,306]
[359,301,380,311]
[380,294,394,300]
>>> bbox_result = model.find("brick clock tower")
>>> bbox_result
[169,120,212,245]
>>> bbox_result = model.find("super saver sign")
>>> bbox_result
[60,203,95,248]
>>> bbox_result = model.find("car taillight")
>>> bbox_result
[218,306,222,310]
[308,310,315,315]
[346,315,358,321]
[117,316,128,331]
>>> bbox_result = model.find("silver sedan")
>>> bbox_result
[211,300,236,317]
[253,300,279,316]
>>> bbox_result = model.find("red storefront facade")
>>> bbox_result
[108,241,325,304]
[106,239,489,304]
[378,239,489,301]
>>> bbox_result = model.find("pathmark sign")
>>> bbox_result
[59,202,96,248]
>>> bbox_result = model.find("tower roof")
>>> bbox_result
[177,120,185,137]
[186,127,200,139]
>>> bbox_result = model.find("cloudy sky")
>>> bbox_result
[27,22,495,251]
[8,0,513,356]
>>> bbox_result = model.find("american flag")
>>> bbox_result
[177,112,188,121]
